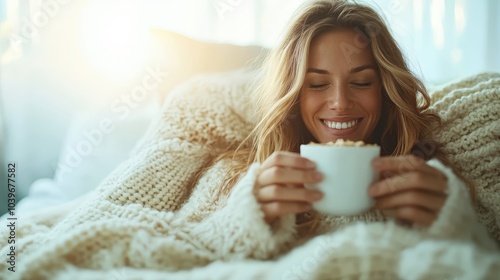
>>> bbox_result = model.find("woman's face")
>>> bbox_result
[300,29,382,143]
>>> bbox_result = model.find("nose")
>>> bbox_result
[327,84,353,111]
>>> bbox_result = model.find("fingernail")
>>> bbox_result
[312,191,323,200]
[313,172,323,181]
[306,161,316,168]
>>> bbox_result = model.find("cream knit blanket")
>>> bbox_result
[1,71,499,280]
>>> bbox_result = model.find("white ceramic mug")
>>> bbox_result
[300,144,380,216]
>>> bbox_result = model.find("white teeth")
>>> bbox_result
[323,119,359,130]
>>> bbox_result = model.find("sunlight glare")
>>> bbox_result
[455,0,466,34]
[79,0,152,84]
[430,0,445,49]
[413,0,423,31]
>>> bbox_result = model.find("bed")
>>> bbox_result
[0,30,499,280]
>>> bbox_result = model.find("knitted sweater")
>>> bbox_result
[0,71,499,280]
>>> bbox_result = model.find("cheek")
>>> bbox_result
[365,92,382,116]
[299,94,316,119]
[365,91,382,120]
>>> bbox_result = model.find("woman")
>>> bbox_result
[2,1,497,279]
[209,0,472,233]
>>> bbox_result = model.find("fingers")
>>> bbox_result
[369,155,449,228]
[374,190,446,212]
[369,155,448,197]
[369,171,448,197]
[260,151,316,171]
[372,155,445,180]
[256,184,323,203]
[256,151,323,188]
[255,184,323,224]
[255,152,324,225]
[257,166,323,187]
[383,206,437,227]
[261,201,313,224]
[284,183,305,189]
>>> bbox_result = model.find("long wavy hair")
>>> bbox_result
[197,0,475,222]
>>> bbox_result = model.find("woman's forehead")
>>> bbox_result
[308,29,376,72]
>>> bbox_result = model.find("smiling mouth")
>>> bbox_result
[322,118,361,130]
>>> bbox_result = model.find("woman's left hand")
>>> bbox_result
[368,155,449,227]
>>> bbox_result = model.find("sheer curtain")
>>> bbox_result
[365,0,500,85]
[145,0,499,85]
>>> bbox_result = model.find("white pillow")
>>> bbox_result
[16,96,160,213]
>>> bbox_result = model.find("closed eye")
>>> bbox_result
[352,82,372,88]
[309,84,329,89]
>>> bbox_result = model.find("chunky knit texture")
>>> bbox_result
[1,71,499,280]
[428,72,500,241]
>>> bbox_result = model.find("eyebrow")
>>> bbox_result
[306,64,376,74]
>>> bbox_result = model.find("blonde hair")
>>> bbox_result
[196,0,475,230]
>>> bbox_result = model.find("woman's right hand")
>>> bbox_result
[254,151,324,224]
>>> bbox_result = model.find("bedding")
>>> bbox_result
[0,71,499,279]
[15,97,160,214]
